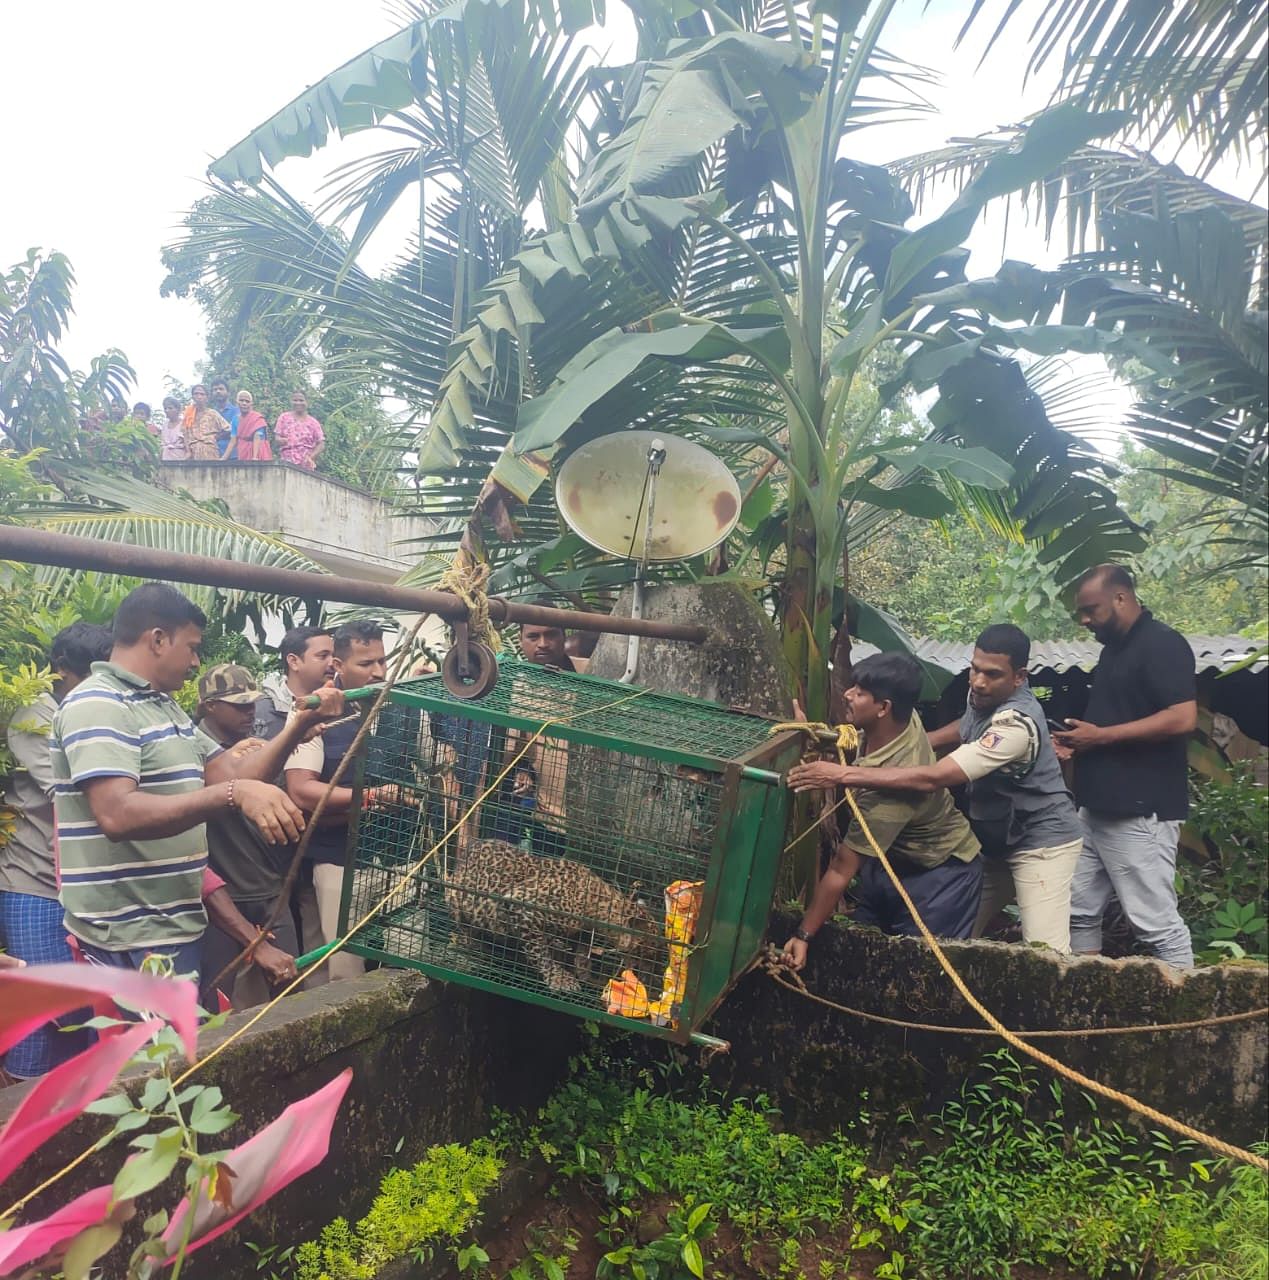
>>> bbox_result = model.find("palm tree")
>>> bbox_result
[891,138,1266,578]
[0,249,331,619]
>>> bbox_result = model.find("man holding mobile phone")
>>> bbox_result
[1053,565,1196,968]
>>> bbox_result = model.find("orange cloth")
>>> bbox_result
[602,879,705,1029]
[604,969,649,1019]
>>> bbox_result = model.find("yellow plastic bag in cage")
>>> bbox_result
[648,879,704,1029]
[603,878,704,1027]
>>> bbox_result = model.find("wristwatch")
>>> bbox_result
[792,926,814,943]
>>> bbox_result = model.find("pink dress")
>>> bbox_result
[160,423,188,461]
[274,412,324,470]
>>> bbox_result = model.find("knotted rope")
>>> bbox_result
[438,558,502,653]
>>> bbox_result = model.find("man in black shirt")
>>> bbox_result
[1054,565,1196,967]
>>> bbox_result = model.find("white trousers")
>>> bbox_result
[972,837,1084,952]
[298,863,365,985]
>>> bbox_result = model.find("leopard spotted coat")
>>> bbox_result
[445,839,655,994]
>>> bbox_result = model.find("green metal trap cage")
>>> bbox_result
[336,663,800,1043]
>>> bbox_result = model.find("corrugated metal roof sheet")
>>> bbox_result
[850,635,1265,676]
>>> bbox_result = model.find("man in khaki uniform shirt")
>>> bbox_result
[849,626,1083,951]
[782,654,982,970]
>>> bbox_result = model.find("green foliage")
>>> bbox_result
[498,1048,1266,1280]
[0,249,134,455]
[854,443,1265,644]
[597,1200,717,1280]
[291,1139,503,1280]
[1181,764,1269,963]
[526,1067,894,1242]
[502,1223,577,1280]
[0,446,53,516]
[900,1050,1266,1280]
[515,1054,914,1277]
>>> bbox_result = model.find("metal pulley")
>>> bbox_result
[441,620,499,699]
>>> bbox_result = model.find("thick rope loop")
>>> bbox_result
[437,559,502,653]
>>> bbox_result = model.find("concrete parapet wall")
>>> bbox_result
[160,461,437,583]
[0,972,579,1277]
[703,916,1269,1148]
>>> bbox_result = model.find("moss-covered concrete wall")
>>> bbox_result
[5,936,1263,1276]
[702,915,1268,1148]
[0,972,580,1278]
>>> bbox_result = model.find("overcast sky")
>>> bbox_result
[1,2,1259,406]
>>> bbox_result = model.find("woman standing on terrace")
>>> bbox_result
[159,396,188,460]
[234,389,273,461]
[274,390,325,470]
[182,384,229,462]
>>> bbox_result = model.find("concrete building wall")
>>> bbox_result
[160,461,437,584]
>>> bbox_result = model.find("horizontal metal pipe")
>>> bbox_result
[740,765,784,786]
[0,526,709,644]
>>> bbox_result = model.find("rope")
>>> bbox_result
[759,951,1268,1037]
[773,721,1269,1172]
[1,685,653,1221]
[438,559,501,653]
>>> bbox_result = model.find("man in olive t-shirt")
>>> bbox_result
[782,654,982,970]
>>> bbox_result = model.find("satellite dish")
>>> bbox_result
[556,431,742,562]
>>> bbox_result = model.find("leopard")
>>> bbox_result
[445,839,657,995]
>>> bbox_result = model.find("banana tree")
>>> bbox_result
[204,0,1147,720]
[418,10,1139,717]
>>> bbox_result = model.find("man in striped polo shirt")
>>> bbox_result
[52,582,343,979]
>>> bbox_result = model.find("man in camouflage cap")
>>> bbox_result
[195,663,301,1007]
[196,664,263,745]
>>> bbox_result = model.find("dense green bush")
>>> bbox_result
[506,1048,1268,1280]
[291,1139,503,1280]
[1182,764,1269,962]
[901,1049,1265,1279]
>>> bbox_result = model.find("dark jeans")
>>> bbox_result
[854,854,983,939]
[78,937,203,983]
[199,897,299,1007]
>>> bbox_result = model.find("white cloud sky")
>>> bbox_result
[1,1,1260,414]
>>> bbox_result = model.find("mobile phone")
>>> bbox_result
[1046,718,1071,734]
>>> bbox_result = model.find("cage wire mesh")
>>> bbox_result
[340,663,787,1034]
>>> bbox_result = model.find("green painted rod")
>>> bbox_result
[741,765,783,786]
[295,941,340,970]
